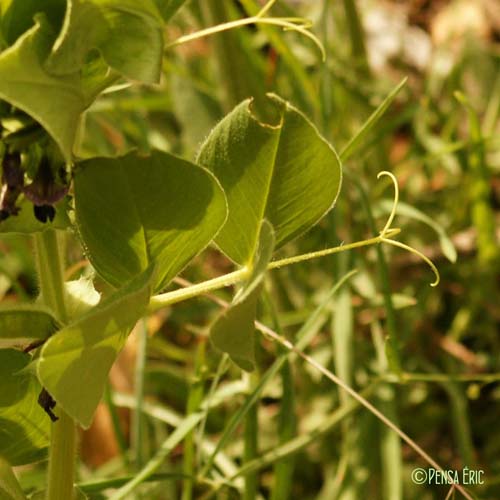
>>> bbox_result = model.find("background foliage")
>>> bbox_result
[0,0,499,499]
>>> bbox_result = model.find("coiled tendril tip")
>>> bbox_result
[376,171,440,287]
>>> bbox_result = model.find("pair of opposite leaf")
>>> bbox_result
[2,94,341,433]
[48,94,341,427]
[72,95,342,371]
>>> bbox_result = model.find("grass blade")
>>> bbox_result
[340,78,408,163]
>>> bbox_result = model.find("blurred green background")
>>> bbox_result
[1,1,499,499]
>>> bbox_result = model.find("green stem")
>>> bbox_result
[149,233,391,312]
[46,411,77,500]
[34,230,68,324]
[34,230,76,500]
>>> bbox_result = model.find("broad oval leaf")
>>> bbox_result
[73,150,227,292]
[211,220,275,371]
[37,267,153,428]
[0,17,87,160]
[0,304,57,348]
[46,0,164,84]
[0,348,50,465]
[197,93,342,265]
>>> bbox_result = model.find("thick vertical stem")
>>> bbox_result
[46,411,77,500]
[34,230,68,324]
[34,229,76,500]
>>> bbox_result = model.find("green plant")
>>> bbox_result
[1,1,498,500]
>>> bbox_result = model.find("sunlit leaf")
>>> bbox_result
[46,0,164,83]
[0,17,88,160]
[0,348,50,465]
[37,267,153,428]
[198,93,342,265]
[73,150,227,291]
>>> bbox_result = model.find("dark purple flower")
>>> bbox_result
[23,156,68,206]
[0,152,23,220]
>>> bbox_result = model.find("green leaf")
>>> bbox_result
[0,198,70,234]
[0,304,57,347]
[0,457,27,500]
[37,267,154,428]
[197,93,342,265]
[0,348,50,465]
[0,17,87,160]
[46,0,164,83]
[0,0,65,47]
[211,221,275,371]
[73,150,227,292]
[340,77,407,162]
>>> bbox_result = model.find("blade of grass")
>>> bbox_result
[253,320,474,500]
[232,389,370,478]
[332,281,369,498]
[340,77,408,163]
[342,0,369,73]
[132,320,148,472]
[200,0,270,117]
[78,473,191,494]
[172,276,476,500]
[455,91,498,267]
[198,270,358,478]
[371,321,403,500]
[182,340,207,500]
[196,354,230,467]
[243,370,259,500]
[113,387,244,479]
[263,289,296,500]
[239,0,319,114]
[109,412,205,500]
[103,384,128,461]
